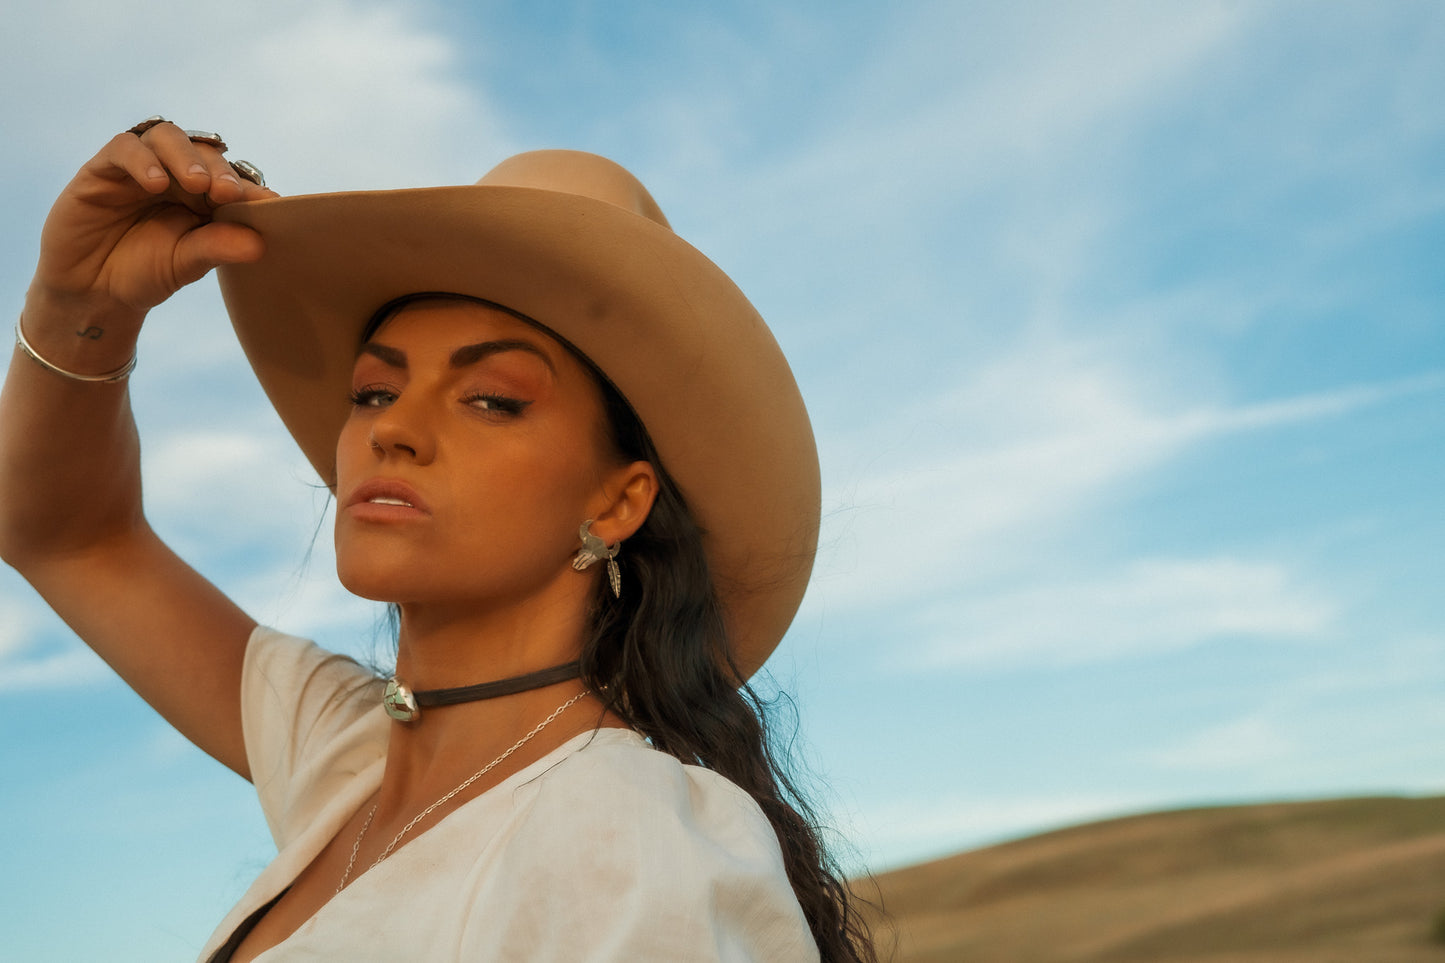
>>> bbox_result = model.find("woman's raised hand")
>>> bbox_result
[28,119,278,336]
[1,122,269,777]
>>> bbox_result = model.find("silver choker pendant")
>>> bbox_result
[380,661,584,724]
[383,678,420,722]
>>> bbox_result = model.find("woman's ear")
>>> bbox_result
[591,461,657,543]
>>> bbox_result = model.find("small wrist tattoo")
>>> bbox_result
[76,326,105,340]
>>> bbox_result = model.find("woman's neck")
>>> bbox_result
[371,589,618,822]
[393,601,585,689]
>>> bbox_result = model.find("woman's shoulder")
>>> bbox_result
[529,727,778,851]
[242,626,388,845]
[244,625,378,690]
[243,626,385,752]
[484,728,818,960]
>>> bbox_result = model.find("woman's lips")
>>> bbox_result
[345,479,431,519]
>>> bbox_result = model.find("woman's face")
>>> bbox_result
[333,299,633,610]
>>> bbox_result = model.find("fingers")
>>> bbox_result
[137,122,241,202]
[31,122,277,319]
[171,221,266,288]
[114,122,276,210]
[100,131,173,195]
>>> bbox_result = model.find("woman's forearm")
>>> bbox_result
[0,295,148,566]
[0,124,271,779]
[2,127,271,566]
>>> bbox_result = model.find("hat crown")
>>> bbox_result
[475,150,671,229]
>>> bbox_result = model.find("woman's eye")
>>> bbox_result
[349,385,397,408]
[466,393,531,415]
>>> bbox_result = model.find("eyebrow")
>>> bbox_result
[359,339,557,374]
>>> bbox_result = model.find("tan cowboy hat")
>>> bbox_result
[214,150,819,677]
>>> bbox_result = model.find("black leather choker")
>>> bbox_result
[382,661,582,722]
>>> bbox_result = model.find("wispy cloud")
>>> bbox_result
[800,355,1444,673]
[0,587,109,687]
[3,646,108,688]
[1138,633,1445,785]
[212,0,512,192]
[706,0,1252,220]
[137,426,386,658]
[1,0,508,191]
[851,787,1170,871]
[1144,716,1296,773]
[915,556,1334,671]
[810,342,1441,618]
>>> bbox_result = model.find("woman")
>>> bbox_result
[0,120,877,961]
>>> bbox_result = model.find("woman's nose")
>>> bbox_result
[367,398,435,465]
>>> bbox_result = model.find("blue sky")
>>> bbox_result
[2,1,1443,959]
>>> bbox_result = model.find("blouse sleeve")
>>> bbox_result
[463,735,821,962]
[240,625,388,849]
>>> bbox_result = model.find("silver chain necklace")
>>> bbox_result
[336,690,587,893]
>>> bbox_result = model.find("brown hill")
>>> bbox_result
[862,795,1445,963]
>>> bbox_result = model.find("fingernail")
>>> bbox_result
[146,166,165,180]
[188,163,207,175]
[219,173,240,186]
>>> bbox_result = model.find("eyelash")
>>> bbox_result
[348,384,531,416]
[461,391,531,415]
[349,384,397,408]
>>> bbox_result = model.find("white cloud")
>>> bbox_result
[1144,717,1297,773]
[0,587,109,687]
[6,645,110,688]
[808,342,1167,611]
[799,351,1444,672]
[138,423,326,558]
[1134,634,1445,786]
[808,333,1437,623]
[874,1,1247,177]
[676,0,1253,305]
[0,588,35,660]
[142,429,284,507]
[135,423,387,655]
[852,787,1166,871]
[2,0,510,192]
[914,556,1334,670]
[211,0,511,192]
[227,532,391,664]
[745,1,1249,207]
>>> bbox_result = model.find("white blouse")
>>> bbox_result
[197,627,820,961]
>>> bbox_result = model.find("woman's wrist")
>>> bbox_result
[16,292,144,382]
[15,315,138,383]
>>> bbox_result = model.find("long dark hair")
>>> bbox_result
[581,380,880,963]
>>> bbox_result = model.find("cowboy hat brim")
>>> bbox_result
[215,181,819,677]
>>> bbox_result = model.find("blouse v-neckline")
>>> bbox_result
[218,727,637,961]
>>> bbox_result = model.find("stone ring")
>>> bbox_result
[125,118,231,154]
[184,129,229,153]
[126,115,168,137]
[230,159,266,187]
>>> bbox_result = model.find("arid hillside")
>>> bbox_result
[864,795,1445,963]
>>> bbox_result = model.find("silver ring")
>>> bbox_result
[184,129,229,153]
[230,159,265,187]
[127,115,168,137]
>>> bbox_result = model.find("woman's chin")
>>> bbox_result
[342,584,400,604]
[336,563,409,603]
